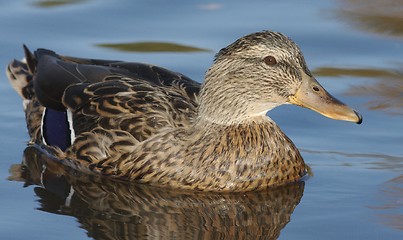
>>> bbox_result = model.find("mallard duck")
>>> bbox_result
[6,31,362,192]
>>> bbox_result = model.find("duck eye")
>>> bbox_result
[264,56,277,66]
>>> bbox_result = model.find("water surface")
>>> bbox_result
[0,1,402,239]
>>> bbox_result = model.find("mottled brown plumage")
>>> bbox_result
[9,146,304,240]
[6,31,362,192]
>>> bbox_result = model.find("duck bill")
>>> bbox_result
[288,75,362,124]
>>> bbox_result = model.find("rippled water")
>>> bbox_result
[0,0,402,239]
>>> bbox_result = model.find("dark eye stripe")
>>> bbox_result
[264,56,277,66]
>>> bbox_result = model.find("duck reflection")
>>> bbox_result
[9,146,305,240]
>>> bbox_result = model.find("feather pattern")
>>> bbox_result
[4,30,361,192]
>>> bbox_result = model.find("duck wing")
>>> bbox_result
[32,48,200,111]
[63,77,199,141]
[27,48,200,145]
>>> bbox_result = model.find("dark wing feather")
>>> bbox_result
[60,55,200,97]
[33,49,114,110]
[63,78,198,141]
[32,49,200,111]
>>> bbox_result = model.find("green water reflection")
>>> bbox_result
[336,0,403,37]
[32,0,86,8]
[96,42,210,53]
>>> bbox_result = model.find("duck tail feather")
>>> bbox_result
[6,51,34,101]
[23,44,36,74]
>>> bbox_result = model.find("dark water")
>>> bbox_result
[0,0,402,239]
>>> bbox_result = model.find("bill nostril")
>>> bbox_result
[312,86,320,92]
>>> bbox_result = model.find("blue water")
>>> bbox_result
[1,1,402,239]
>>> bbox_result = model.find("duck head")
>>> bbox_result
[198,31,362,125]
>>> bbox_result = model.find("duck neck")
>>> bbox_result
[194,114,273,130]
[196,61,282,125]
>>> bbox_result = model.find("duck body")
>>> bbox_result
[117,118,304,191]
[7,31,361,192]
